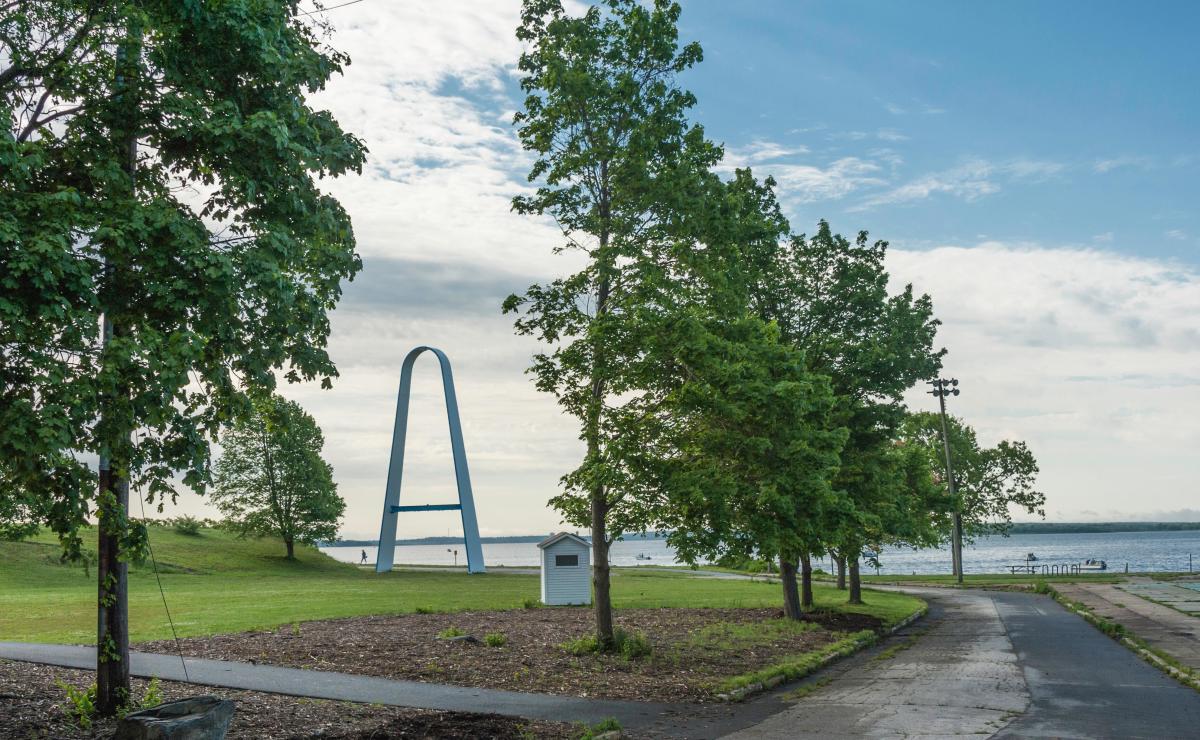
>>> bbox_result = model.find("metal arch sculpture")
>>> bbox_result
[375,346,485,574]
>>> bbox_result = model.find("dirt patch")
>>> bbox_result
[0,659,572,739]
[799,609,882,633]
[139,607,873,703]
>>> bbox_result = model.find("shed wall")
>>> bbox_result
[540,539,591,605]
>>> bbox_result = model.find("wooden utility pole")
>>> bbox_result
[929,378,963,585]
[96,16,140,716]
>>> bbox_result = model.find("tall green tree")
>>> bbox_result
[747,221,943,605]
[645,170,847,618]
[655,312,846,619]
[2,1,363,713]
[506,0,722,647]
[211,396,344,559]
[902,411,1045,552]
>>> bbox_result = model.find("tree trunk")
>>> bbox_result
[591,498,613,647]
[285,538,295,560]
[799,551,814,609]
[780,553,801,620]
[848,558,863,604]
[588,225,614,649]
[97,21,139,717]
[96,466,130,716]
[835,552,847,590]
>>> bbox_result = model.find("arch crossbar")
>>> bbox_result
[376,346,485,574]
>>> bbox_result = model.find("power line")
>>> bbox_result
[299,0,367,17]
[134,464,190,683]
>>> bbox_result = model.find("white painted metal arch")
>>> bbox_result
[375,346,485,574]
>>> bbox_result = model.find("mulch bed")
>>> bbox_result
[139,607,882,703]
[0,659,572,739]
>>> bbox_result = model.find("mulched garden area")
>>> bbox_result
[139,607,883,703]
[0,659,572,739]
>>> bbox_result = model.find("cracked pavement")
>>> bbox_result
[720,587,1200,739]
[721,588,1027,738]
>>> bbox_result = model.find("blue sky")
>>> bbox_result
[170,2,1200,539]
[673,1,1200,263]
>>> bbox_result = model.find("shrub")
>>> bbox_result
[1033,580,1052,595]
[577,717,622,739]
[618,629,651,660]
[141,677,164,709]
[57,675,165,728]
[172,515,202,536]
[562,633,599,656]
[713,552,770,573]
[522,597,540,609]
[414,606,434,614]
[485,632,508,648]
[563,627,651,660]
[438,626,466,639]
[56,680,96,729]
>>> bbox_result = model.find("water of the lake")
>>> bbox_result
[322,529,1200,574]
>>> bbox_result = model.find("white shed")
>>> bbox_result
[538,532,592,606]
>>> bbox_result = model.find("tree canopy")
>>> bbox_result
[1,0,364,555]
[2,0,363,712]
[507,0,724,646]
[211,395,344,559]
[902,411,1045,542]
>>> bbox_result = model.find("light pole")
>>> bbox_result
[929,378,963,584]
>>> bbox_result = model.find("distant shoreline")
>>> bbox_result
[324,522,1200,547]
[1005,522,1200,535]
[323,532,665,547]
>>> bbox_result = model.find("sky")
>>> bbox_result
[171,0,1200,539]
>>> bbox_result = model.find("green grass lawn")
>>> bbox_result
[0,527,923,643]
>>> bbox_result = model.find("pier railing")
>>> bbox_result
[1005,563,1083,575]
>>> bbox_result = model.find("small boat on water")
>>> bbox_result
[1079,558,1108,571]
[1025,552,1038,562]
[636,553,652,561]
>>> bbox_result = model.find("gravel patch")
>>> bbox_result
[138,607,881,703]
[0,659,573,739]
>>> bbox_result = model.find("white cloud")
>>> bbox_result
[725,139,809,163]
[881,100,945,115]
[1166,229,1188,241]
[855,158,1063,209]
[161,4,1200,537]
[891,243,1200,518]
[856,159,996,209]
[764,158,887,203]
[721,140,887,203]
[1094,155,1153,173]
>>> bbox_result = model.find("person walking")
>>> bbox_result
[360,549,368,565]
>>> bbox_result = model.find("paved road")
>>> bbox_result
[993,588,1200,738]
[0,641,673,728]
[719,588,1027,738]
[720,588,1200,739]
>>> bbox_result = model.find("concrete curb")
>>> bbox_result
[714,605,928,703]
[1050,591,1200,693]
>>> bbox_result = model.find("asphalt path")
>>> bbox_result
[717,588,1200,739]
[0,641,675,728]
[993,588,1200,738]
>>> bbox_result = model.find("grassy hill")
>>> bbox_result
[0,526,922,644]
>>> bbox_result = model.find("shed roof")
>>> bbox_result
[537,531,590,550]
